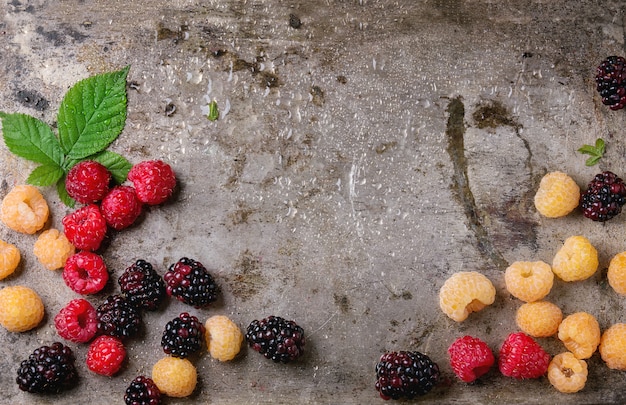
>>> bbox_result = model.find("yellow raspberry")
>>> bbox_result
[504,261,554,302]
[439,271,496,322]
[534,171,580,218]
[607,251,626,295]
[516,301,563,337]
[558,312,600,359]
[33,228,75,271]
[152,356,197,397]
[599,323,626,370]
[0,286,44,332]
[0,185,49,234]
[547,352,588,393]
[552,235,598,282]
[205,315,244,362]
[0,240,20,280]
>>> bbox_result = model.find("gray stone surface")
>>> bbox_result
[1,0,626,403]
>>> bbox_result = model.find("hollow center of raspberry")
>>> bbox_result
[466,299,486,313]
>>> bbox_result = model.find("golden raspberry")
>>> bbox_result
[504,261,553,302]
[607,251,626,295]
[516,301,563,337]
[534,171,580,218]
[0,240,20,280]
[0,185,49,234]
[599,323,626,370]
[552,235,598,282]
[0,286,44,332]
[439,271,496,322]
[547,352,588,393]
[558,312,600,359]
[33,228,75,271]
[152,356,197,397]
[205,315,244,362]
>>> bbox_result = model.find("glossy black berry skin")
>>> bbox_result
[245,316,305,363]
[163,257,220,308]
[161,312,205,358]
[97,295,142,339]
[16,342,78,394]
[124,375,162,405]
[375,351,439,400]
[596,56,626,110]
[580,171,626,221]
[118,260,166,311]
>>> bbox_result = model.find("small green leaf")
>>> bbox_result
[88,150,132,184]
[595,138,606,154]
[58,65,130,159]
[577,145,598,155]
[27,164,65,186]
[585,156,601,166]
[577,138,605,167]
[207,100,219,121]
[0,112,64,166]
[56,179,75,208]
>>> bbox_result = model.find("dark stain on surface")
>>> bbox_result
[16,90,49,111]
[36,25,87,46]
[472,100,520,130]
[289,14,302,29]
[446,97,509,270]
[228,203,255,225]
[333,294,350,313]
[310,86,325,106]
[375,141,397,154]
[227,250,267,301]
[230,56,281,89]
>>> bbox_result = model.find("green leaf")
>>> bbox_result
[585,156,601,166]
[57,65,130,159]
[577,145,598,155]
[88,150,132,184]
[56,179,75,208]
[27,164,65,186]
[0,112,65,166]
[595,138,606,154]
[207,100,219,121]
[577,138,605,167]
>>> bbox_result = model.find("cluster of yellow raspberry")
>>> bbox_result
[151,314,244,398]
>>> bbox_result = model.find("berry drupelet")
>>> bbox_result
[125,376,162,405]
[596,56,626,110]
[97,295,142,339]
[161,312,206,358]
[580,171,626,221]
[245,316,305,363]
[118,260,166,311]
[375,351,439,400]
[164,258,220,308]
[16,342,78,394]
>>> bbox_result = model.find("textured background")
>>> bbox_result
[1,0,626,403]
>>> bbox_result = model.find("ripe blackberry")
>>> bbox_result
[16,342,78,394]
[375,351,440,400]
[580,171,626,221]
[125,376,162,405]
[596,56,626,110]
[97,295,142,340]
[245,316,305,363]
[164,257,220,308]
[118,260,166,311]
[161,312,205,358]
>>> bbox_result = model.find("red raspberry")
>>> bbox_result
[86,335,126,376]
[498,332,550,379]
[100,186,143,230]
[65,160,112,204]
[62,251,109,295]
[62,204,107,251]
[54,298,98,343]
[448,336,495,382]
[128,160,176,205]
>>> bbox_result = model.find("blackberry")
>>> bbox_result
[580,171,626,221]
[375,351,439,400]
[97,295,142,339]
[16,342,78,394]
[161,312,205,358]
[596,56,626,110]
[118,260,166,311]
[164,258,220,308]
[245,316,305,363]
[124,375,162,405]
